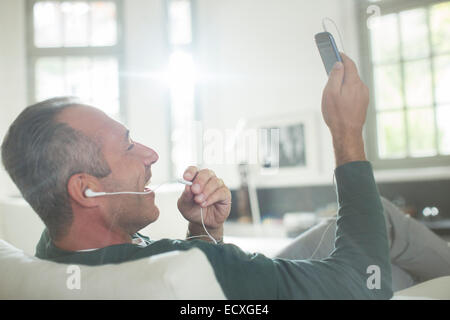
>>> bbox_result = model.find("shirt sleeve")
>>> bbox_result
[274,161,392,299]
[196,161,393,299]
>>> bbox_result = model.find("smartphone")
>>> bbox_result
[315,31,343,75]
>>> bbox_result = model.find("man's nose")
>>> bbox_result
[137,143,159,166]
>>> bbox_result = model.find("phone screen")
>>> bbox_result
[315,32,343,75]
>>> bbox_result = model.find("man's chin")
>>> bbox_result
[134,206,159,234]
[151,206,160,222]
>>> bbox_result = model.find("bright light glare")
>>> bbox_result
[169,0,192,45]
[60,2,90,14]
[167,51,196,89]
[167,51,198,178]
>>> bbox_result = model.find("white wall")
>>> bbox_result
[0,0,27,198]
[123,0,171,185]
[194,0,360,188]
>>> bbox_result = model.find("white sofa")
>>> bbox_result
[1,239,450,300]
[0,239,226,299]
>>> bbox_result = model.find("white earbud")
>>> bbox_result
[84,189,106,198]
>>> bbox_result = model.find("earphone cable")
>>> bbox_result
[322,17,346,53]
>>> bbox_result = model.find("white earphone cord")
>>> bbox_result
[185,207,219,244]
[322,17,346,53]
[86,180,220,244]
[309,172,338,259]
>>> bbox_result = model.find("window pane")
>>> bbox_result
[35,56,119,117]
[34,1,118,48]
[370,13,400,63]
[34,2,63,48]
[431,2,450,55]
[377,111,407,158]
[434,55,450,104]
[404,60,432,108]
[169,0,192,45]
[400,8,430,60]
[407,108,436,157]
[91,2,117,46]
[62,2,90,47]
[91,58,120,115]
[437,105,450,155]
[65,57,91,99]
[374,64,403,110]
[36,57,65,101]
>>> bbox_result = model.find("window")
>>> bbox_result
[165,0,198,178]
[27,0,123,121]
[360,0,450,169]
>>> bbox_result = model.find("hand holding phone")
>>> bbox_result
[315,31,343,75]
[321,53,369,166]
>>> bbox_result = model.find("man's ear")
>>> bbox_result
[67,174,101,208]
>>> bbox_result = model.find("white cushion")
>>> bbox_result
[3,238,450,300]
[0,239,226,300]
[393,276,450,300]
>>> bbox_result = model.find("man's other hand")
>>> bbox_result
[321,53,369,167]
[177,166,231,241]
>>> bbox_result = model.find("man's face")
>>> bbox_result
[59,106,160,234]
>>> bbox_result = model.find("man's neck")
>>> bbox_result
[53,220,133,252]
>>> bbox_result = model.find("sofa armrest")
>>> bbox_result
[393,276,450,300]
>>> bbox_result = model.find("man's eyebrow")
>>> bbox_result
[124,130,130,143]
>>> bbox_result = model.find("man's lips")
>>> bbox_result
[144,169,152,188]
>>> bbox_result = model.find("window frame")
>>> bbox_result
[358,0,450,170]
[163,0,200,179]
[25,0,126,123]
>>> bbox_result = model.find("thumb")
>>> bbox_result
[326,61,344,93]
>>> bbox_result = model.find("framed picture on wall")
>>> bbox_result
[260,121,307,169]
[245,112,322,187]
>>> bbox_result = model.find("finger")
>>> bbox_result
[194,177,224,204]
[340,53,361,85]
[183,166,198,182]
[179,184,194,202]
[191,169,216,195]
[325,60,345,94]
[201,186,231,208]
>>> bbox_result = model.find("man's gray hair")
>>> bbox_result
[1,97,112,241]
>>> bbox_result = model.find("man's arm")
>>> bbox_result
[321,53,369,166]
[270,54,392,299]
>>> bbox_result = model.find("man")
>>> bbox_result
[2,54,396,299]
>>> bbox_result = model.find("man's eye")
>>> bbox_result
[127,143,135,151]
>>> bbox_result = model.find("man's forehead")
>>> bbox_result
[57,105,125,144]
